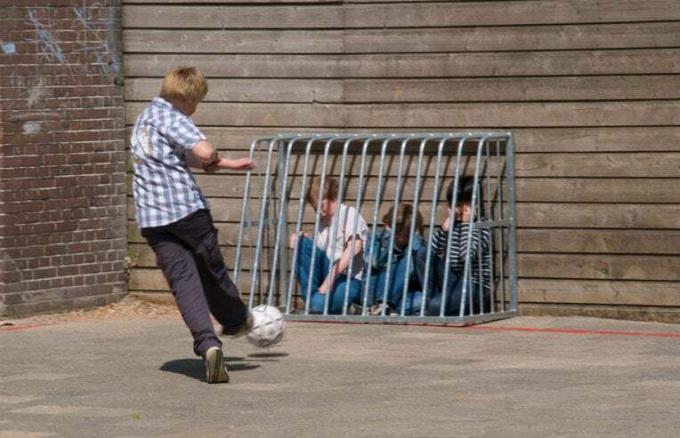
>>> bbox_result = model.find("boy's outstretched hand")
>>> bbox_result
[227,157,256,170]
[204,157,256,173]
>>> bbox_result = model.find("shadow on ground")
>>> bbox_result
[160,358,261,381]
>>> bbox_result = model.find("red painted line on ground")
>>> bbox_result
[463,325,680,338]
[290,319,680,339]
[0,323,51,332]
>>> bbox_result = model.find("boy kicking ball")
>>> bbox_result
[130,66,256,383]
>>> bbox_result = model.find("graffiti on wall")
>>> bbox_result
[24,1,122,76]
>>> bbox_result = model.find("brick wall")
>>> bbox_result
[0,0,127,317]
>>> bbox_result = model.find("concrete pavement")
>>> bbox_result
[1,315,680,437]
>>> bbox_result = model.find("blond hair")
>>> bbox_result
[160,66,208,106]
[306,177,339,206]
[382,203,424,236]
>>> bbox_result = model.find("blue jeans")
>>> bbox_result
[294,237,362,314]
[426,257,486,316]
[365,255,422,315]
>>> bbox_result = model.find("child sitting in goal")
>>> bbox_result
[427,176,493,316]
[364,203,427,316]
[289,177,368,314]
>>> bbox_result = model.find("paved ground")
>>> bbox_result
[1,313,680,437]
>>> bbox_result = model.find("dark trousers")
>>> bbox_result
[426,257,486,316]
[141,209,247,357]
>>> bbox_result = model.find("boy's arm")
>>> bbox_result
[204,156,256,172]
[186,152,207,170]
[192,140,218,163]
[318,236,364,294]
[188,140,256,172]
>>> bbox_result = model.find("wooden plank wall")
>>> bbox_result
[122,0,680,321]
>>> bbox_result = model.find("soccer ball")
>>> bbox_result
[245,305,286,348]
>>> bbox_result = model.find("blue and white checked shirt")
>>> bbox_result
[130,97,209,228]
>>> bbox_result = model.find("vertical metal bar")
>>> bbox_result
[497,138,506,312]
[362,136,393,316]
[381,136,413,316]
[286,136,324,315]
[506,133,519,311]
[326,135,361,315]
[278,139,293,309]
[478,140,491,315]
[248,138,277,309]
[459,135,490,317]
[420,135,454,317]
[305,137,335,315]
[440,136,467,318]
[400,135,432,316]
[234,138,268,287]
[486,140,496,314]
[343,136,374,314]
[268,136,299,306]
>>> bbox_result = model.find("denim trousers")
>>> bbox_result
[294,237,361,314]
[426,256,486,316]
[141,209,247,357]
[365,255,422,315]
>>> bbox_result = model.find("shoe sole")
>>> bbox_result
[205,348,230,384]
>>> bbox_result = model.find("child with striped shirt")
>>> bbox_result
[427,176,492,316]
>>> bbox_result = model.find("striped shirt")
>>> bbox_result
[130,97,208,228]
[431,221,493,291]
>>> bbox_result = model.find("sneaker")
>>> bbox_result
[347,303,362,315]
[204,346,230,384]
[221,313,253,338]
[369,303,392,316]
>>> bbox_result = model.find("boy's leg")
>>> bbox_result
[404,291,423,315]
[426,256,444,315]
[143,229,221,357]
[445,274,464,316]
[326,276,362,314]
[294,236,328,304]
[193,225,247,333]
[167,210,247,333]
[385,256,409,311]
[365,272,385,307]
[427,258,463,316]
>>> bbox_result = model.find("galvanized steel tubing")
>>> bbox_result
[232,132,517,324]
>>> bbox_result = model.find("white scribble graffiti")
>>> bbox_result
[72,1,121,75]
[25,2,122,76]
[26,8,66,64]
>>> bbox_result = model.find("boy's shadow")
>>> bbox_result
[160,357,261,381]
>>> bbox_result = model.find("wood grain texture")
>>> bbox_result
[123,23,680,54]
[125,76,680,103]
[124,101,680,127]
[123,127,680,153]
[124,50,680,78]
[519,279,680,307]
[123,1,680,28]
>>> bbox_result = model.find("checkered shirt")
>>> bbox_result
[130,97,209,228]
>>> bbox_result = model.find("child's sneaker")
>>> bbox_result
[347,303,362,315]
[204,346,230,384]
[369,302,392,316]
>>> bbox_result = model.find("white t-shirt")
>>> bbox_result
[315,204,368,280]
